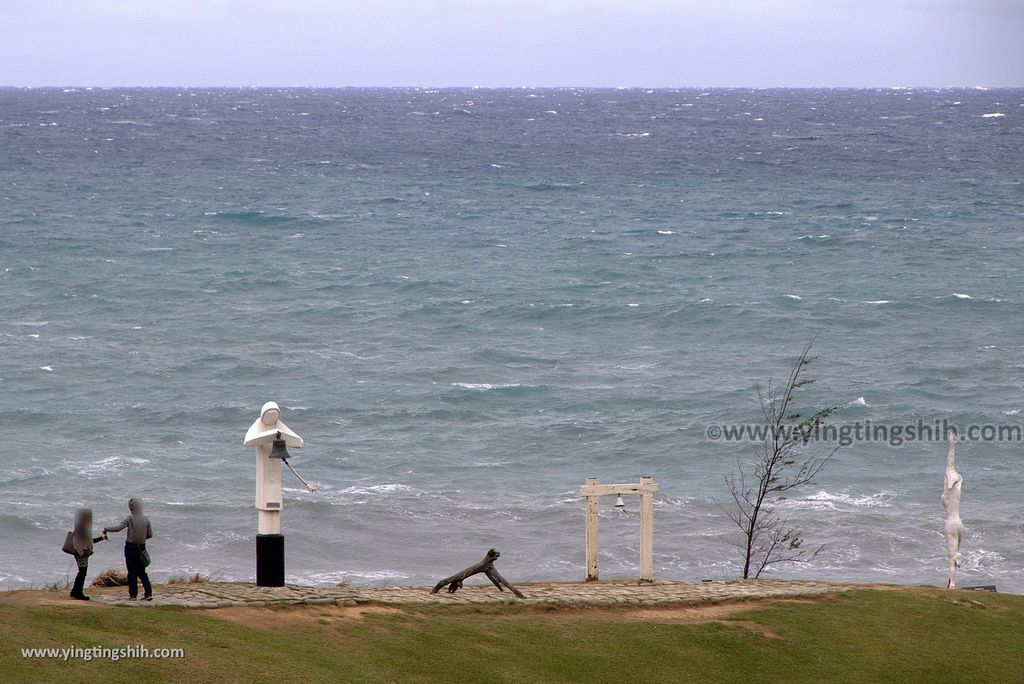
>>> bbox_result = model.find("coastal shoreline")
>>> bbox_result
[4,577,865,610]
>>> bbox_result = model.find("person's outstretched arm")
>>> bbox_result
[104,518,129,534]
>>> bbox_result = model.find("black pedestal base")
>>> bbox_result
[256,534,285,587]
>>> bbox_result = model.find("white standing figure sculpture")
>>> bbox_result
[243,401,313,587]
[941,431,963,589]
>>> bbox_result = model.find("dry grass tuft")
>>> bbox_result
[43,573,72,591]
[167,571,225,585]
[91,568,129,587]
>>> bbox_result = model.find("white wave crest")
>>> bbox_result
[958,548,1004,571]
[306,569,414,584]
[339,484,416,495]
[786,490,893,511]
[67,455,153,477]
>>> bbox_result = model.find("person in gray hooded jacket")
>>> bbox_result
[103,498,153,600]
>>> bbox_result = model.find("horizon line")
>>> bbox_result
[2,84,1023,91]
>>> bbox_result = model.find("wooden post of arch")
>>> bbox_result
[580,476,659,583]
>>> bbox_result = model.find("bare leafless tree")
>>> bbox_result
[724,333,839,579]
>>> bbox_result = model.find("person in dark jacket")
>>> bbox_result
[69,508,107,600]
[103,498,153,601]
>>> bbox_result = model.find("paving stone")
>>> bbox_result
[81,579,855,610]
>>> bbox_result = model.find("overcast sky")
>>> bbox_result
[2,0,1022,87]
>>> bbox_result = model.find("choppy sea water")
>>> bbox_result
[1,87,1022,592]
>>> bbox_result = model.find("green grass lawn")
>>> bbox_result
[2,587,1023,683]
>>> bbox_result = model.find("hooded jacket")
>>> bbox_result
[106,498,153,545]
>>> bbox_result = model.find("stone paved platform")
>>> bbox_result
[91,579,858,610]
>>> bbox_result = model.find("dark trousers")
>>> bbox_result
[124,544,152,598]
[71,565,88,597]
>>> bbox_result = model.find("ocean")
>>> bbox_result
[1,87,1022,592]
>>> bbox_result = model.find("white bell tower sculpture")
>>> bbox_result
[244,401,312,587]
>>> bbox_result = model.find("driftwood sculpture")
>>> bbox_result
[430,548,525,598]
[942,432,964,589]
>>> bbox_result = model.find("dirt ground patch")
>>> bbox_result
[0,587,123,607]
[621,600,793,638]
[203,599,791,639]
[208,604,404,631]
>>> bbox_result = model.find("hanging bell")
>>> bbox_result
[269,433,290,460]
[614,494,626,511]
